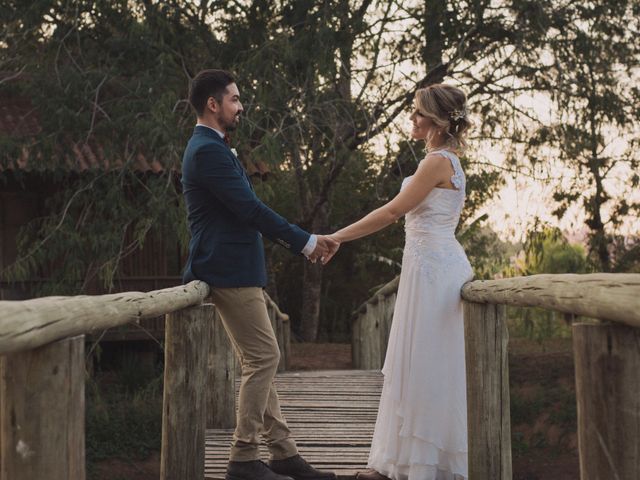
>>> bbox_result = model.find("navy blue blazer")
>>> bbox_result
[181,126,310,287]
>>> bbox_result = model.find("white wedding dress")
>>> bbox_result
[367,150,473,480]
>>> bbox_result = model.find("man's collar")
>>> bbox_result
[195,123,224,138]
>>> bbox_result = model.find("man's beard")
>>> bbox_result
[222,114,240,132]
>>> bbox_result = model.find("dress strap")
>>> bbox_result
[429,149,464,191]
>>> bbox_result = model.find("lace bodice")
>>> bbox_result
[400,150,471,282]
[401,150,466,238]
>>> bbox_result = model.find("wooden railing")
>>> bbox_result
[0,281,290,480]
[352,273,640,480]
[352,276,399,370]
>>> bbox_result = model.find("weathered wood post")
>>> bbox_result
[0,335,85,480]
[282,317,291,371]
[573,322,640,480]
[265,293,288,372]
[463,301,512,480]
[161,305,210,480]
[351,276,399,370]
[206,305,236,429]
[268,304,285,372]
[351,313,362,369]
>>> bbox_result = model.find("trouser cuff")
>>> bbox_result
[268,437,298,460]
[230,442,261,462]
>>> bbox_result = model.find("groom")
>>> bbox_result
[182,69,338,480]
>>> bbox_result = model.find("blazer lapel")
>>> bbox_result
[193,126,254,190]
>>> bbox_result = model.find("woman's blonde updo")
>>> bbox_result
[414,83,471,152]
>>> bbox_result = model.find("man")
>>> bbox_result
[182,69,338,480]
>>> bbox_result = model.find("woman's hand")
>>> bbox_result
[321,234,342,264]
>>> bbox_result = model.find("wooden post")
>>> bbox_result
[573,322,640,480]
[362,301,381,370]
[266,300,287,372]
[0,335,85,480]
[161,305,209,480]
[463,301,512,480]
[275,312,286,373]
[282,317,291,371]
[206,305,236,429]
[351,313,361,369]
[379,291,396,366]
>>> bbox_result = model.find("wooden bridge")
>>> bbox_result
[0,273,639,480]
[205,370,382,479]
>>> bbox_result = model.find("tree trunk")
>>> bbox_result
[300,260,323,342]
[299,208,329,342]
[423,0,446,68]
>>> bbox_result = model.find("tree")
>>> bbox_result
[522,0,640,271]
[506,224,589,342]
[6,1,635,342]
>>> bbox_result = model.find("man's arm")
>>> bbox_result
[195,144,310,253]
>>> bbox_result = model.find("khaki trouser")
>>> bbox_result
[210,287,298,462]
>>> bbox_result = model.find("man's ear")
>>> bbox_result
[206,96,219,114]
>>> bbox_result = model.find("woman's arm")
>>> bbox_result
[329,153,454,244]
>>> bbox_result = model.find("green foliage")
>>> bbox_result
[2,172,186,294]
[86,367,162,464]
[459,218,519,280]
[3,0,636,338]
[508,307,572,344]
[516,225,590,276]
[506,225,589,342]
[520,0,640,271]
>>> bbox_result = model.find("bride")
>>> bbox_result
[327,83,473,480]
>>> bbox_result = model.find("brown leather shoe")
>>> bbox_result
[356,469,391,480]
[269,454,337,480]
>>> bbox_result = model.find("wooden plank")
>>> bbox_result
[0,281,209,355]
[161,305,210,480]
[204,370,383,480]
[461,273,640,327]
[573,322,640,480]
[464,301,512,480]
[0,335,85,480]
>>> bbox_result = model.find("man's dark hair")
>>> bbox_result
[189,69,236,116]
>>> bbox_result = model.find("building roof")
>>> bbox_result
[0,89,270,178]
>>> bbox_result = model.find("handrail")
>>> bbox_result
[354,273,640,326]
[351,271,640,479]
[352,276,399,317]
[461,273,640,327]
[0,279,296,480]
[0,280,210,355]
[264,291,290,322]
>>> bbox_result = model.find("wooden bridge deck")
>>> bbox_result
[205,370,383,479]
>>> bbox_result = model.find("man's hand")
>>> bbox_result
[308,235,340,264]
[321,234,340,264]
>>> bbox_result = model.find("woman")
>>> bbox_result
[328,84,473,480]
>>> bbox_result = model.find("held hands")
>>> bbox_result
[308,235,341,265]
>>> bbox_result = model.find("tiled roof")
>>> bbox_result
[0,90,270,178]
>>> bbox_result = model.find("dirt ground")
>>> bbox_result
[509,339,579,480]
[92,340,579,480]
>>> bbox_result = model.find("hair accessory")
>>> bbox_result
[450,106,467,121]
